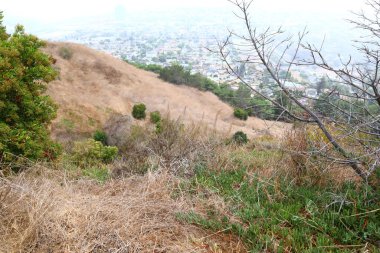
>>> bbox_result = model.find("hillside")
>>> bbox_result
[1,41,377,253]
[44,42,289,140]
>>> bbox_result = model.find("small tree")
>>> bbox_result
[93,130,107,145]
[218,1,380,186]
[159,63,190,84]
[0,13,60,163]
[132,103,146,119]
[316,76,328,95]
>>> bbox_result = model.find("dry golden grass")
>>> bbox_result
[113,116,223,177]
[281,126,361,186]
[44,42,290,142]
[1,115,362,252]
[0,166,246,253]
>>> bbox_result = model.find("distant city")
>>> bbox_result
[14,7,362,100]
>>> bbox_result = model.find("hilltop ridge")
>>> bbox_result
[44,42,289,140]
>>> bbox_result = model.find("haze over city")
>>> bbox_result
[2,0,367,26]
[1,0,372,89]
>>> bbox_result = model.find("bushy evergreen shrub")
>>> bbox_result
[150,111,161,124]
[93,130,107,145]
[234,108,249,120]
[233,131,248,144]
[71,139,118,168]
[0,14,61,164]
[159,63,189,84]
[132,103,146,120]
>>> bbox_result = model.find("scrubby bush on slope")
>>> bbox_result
[232,131,248,144]
[132,103,146,120]
[71,139,118,168]
[150,111,161,124]
[233,108,248,120]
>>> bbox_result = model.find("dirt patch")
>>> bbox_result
[93,60,123,84]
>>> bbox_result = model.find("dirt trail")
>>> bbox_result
[44,42,290,140]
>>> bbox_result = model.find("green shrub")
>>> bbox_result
[159,63,190,84]
[82,167,110,183]
[71,139,118,168]
[155,121,163,134]
[58,46,73,60]
[234,108,248,120]
[233,131,248,144]
[133,63,282,121]
[132,103,146,120]
[150,111,161,124]
[93,130,107,145]
[0,15,61,165]
[129,62,163,74]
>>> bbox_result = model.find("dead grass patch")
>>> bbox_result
[111,115,224,177]
[281,127,360,186]
[93,61,122,84]
[0,166,246,253]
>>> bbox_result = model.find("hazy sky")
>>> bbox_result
[1,0,367,23]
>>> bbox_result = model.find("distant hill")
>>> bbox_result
[44,42,289,141]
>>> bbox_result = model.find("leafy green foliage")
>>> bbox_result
[158,63,219,91]
[249,95,275,119]
[150,111,161,124]
[93,130,107,145]
[232,131,248,145]
[159,63,189,84]
[233,84,252,109]
[233,108,248,120]
[71,139,118,168]
[132,103,146,120]
[82,167,110,183]
[0,14,61,163]
[155,121,163,134]
[128,62,163,74]
[179,167,380,252]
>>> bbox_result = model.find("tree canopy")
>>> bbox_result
[0,12,60,163]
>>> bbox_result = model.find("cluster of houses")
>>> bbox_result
[62,26,348,105]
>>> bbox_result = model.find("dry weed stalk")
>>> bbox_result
[281,127,360,185]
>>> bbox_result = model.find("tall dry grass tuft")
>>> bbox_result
[281,126,360,186]
[0,166,246,252]
[283,127,309,177]
[113,115,223,177]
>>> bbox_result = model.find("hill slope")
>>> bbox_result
[44,42,289,140]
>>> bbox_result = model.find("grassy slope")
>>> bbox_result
[2,117,378,252]
[178,164,379,252]
[1,43,378,252]
[43,42,289,142]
